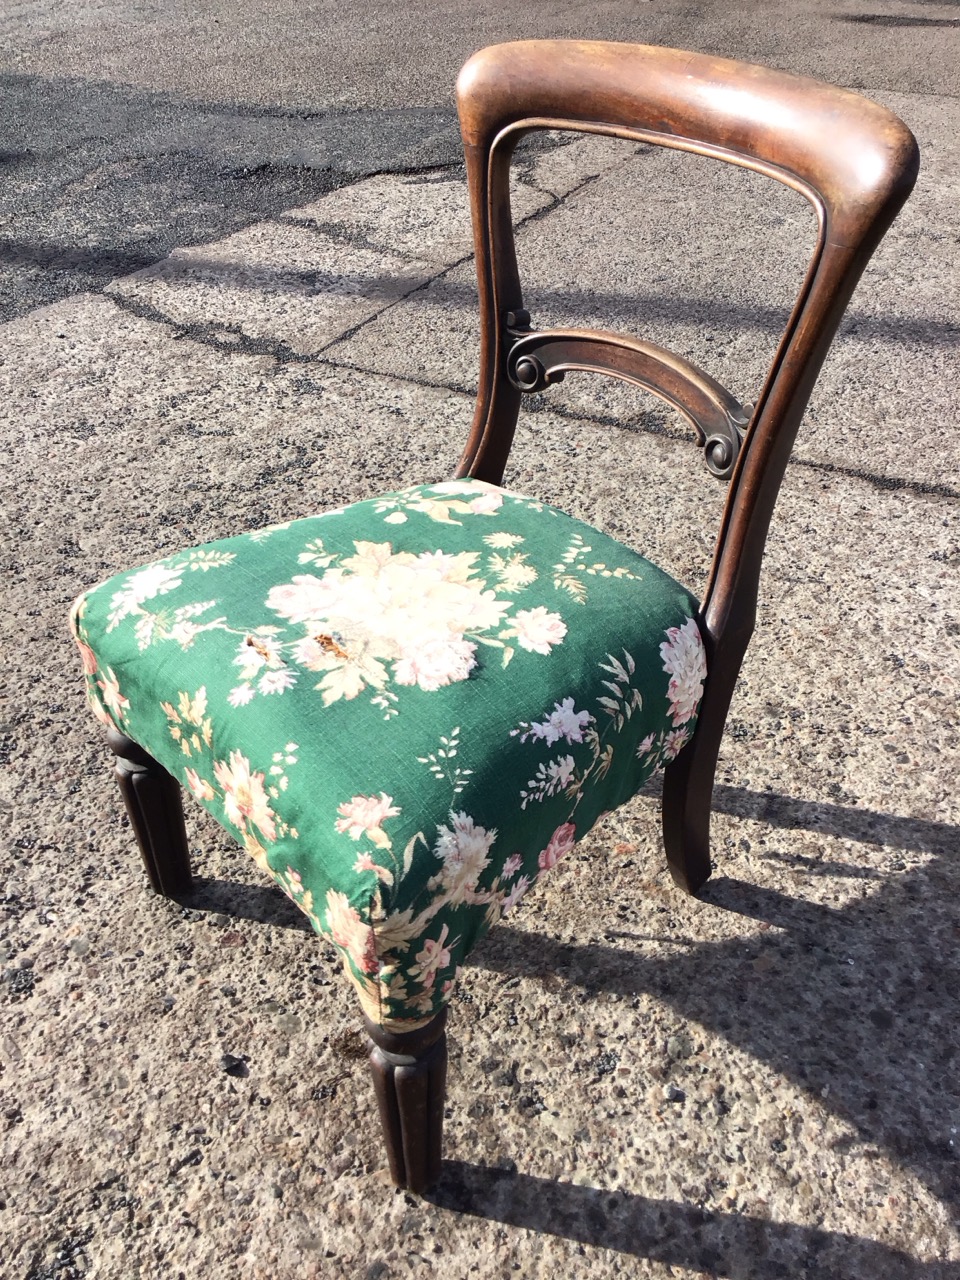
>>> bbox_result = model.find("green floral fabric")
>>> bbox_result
[71,479,706,1030]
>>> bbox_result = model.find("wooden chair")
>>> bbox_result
[70,41,918,1194]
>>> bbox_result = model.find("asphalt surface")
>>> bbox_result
[2,0,960,319]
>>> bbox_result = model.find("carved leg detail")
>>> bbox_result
[105,729,192,899]
[365,1009,447,1194]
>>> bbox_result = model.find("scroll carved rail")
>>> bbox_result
[503,310,752,481]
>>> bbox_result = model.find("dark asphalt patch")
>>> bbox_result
[0,71,465,321]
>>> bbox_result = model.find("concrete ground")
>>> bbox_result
[1,6,959,1280]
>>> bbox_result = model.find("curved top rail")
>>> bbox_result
[457,41,918,246]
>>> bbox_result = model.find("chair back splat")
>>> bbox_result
[70,41,918,1193]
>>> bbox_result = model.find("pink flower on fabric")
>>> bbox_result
[325,890,378,975]
[335,793,400,845]
[184,768,215,802]
[352,852,395,886]
[502,853,523,879]
[265,574,338,625]
[512,607,567,655]
[636,732,657,759]
[76,640,97,676]
[502,875,532,915]
[538,822,577,872]
[663,727,691,761]
[410,924,453,990]
[393,638,477,692]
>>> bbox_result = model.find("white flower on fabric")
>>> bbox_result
[266,542,512,700]
[394,638,477,692]
[234,634,285,679]
[414,549,478,583]
[490,553,538,594]
[660,617,707,727]
[107,562,184,629]
[325,890,378,975]
[538,822,577,872]
[258,668,297,695]
[431,812,497,906]
[316,661,379,706]
[518,697,594,747]
[291,636,328,670]
[468,491,503,515]
[123,563,183,605]
[484,532,523,549]
[335,793,401,846]
[228,684,255,707]
[511,607,567,655]
[547,755,577,790]
[168,621,200,647]
[184,768,215,802]
[213,750,277,842]
[428,480,487,497]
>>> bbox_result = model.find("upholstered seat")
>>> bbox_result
[71,477,705,1029]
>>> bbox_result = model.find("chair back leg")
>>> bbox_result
[660,647,744,894]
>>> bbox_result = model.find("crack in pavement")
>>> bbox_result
[0,71,469,321]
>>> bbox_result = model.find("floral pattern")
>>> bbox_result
[71,479,706,1030]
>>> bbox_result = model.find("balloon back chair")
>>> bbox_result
[70,41,918,1193]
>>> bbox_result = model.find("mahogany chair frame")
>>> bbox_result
[102,42,918,1194]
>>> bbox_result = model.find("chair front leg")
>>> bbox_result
[105,729,192,899]
[365,1008,448,1194]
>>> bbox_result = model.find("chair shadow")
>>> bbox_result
[91,249,957,353]
[428,1161,949,1279]
[181,876,313,932]
[182,786,960,1220]
[471,783,960,1212]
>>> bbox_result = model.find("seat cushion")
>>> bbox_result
[71,479,706,1029]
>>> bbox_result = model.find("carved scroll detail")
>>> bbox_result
[504,315,751,481]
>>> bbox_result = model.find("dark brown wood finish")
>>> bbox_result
[365,1010,448,1194]
[105,729,193,898]
[503,321,752,480]
[455,40,918,891]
